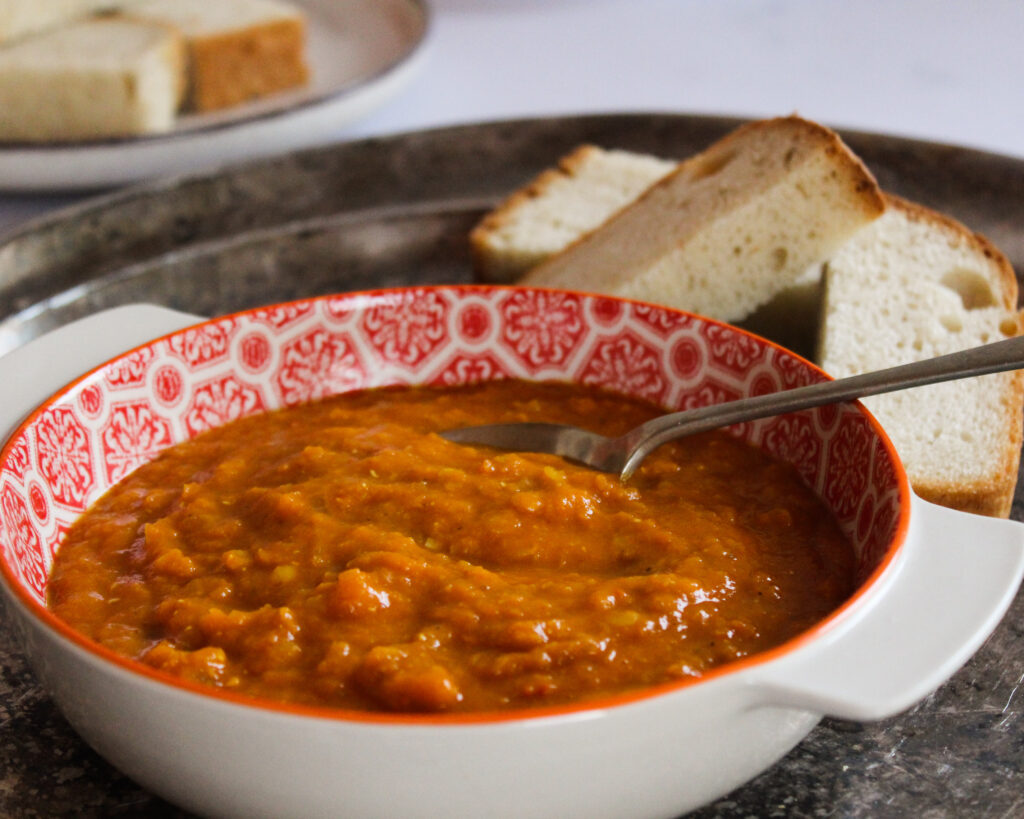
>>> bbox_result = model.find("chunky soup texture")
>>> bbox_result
[49,381,855,713]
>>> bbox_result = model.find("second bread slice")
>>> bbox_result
[470,145,677,283]
[0,16,185,142]
[818,196,1024,517]
[521,116,885,323]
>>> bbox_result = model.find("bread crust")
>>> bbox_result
[610,115,885,230]
[188,17,308,112]
[911,399,1022,518]
[668,115,886,216]
[469,144,637,281]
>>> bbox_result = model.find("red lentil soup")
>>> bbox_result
[48,381,855,714]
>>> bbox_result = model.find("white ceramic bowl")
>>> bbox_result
[0,287,1021,819]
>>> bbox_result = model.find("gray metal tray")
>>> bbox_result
[1,114,1022,817]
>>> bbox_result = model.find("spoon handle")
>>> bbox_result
[620,333,1024,479]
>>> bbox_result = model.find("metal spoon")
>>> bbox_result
[441,333,1024,480]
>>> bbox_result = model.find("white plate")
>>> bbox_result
[0,0,430,192]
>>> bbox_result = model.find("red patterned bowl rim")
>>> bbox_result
[0,285,912,725]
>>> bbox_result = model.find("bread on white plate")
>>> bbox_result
[0,1,137,45]
[0,16,185,142]
[470,145,677,283]
[517,116,885,324]
[129,0,309,112]
[818,195,1024,517]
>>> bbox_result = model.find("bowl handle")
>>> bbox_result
[0,305,203,444]
[750,494,1024,721]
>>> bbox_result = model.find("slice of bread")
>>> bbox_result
[0,17,185,142]
[0,1,134,45]
[470,145,677,283]
[818,195,1024,517]
[518,116,885,323]
[130,0,309,112]
[469,139,824,353]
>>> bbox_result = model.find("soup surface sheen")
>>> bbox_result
[49,381,855,713]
